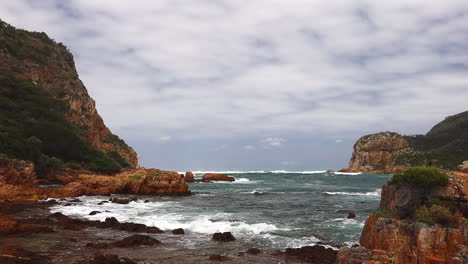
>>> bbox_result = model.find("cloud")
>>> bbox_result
[1,1,468,169]
[335,139,343,143]
[261,137,285,147]
[243,145,255,151]
[159,136,172,142]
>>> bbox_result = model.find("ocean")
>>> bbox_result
[50,171,391,251]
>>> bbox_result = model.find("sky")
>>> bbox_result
[1,0,468,171]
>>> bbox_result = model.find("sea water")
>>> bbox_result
[50,171,391,250]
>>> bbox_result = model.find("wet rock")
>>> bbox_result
[91,253,136,264]
[110,197,133,204]
[89,211,101,215]
[0,214,53,234]
[246,248,261,255]
[237,252,245,256]
[68,198,82,203]
[185,171,195,182]
[209,254,229,261]
[202,173,235,182]
[0,247,50,264]
[144,200,150,203]
[347,212,356,219]
[285,245,337,264]
[172,228,185,234]
[88,235,160,249]
[212,232,236,242]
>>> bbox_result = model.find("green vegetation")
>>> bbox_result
[374,209,397,218]
[401,111,468,169]
[388,166,449,187]
[414,204,459,228]
[0,75,127,177]
[129,174,143,180]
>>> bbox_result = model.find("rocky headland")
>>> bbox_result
[341,111,468,173]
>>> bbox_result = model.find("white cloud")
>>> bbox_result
[159,136,172,142]
[243,144,255,151]
[335,139,343,143]
[0,0,467,142]
[261,137,285,147]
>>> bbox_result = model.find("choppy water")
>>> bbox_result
[50,171,391,250]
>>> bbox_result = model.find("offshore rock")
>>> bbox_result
[202,173,235,182]
[212,232,236,242]
[285,245,337,264]
[185,171,195,182]
[347,132,410,173]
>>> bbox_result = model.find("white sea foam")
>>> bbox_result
[270,170,326,174]
[190,170,267,175]
[333,172,362,175]
[50,196,279,236]
[323,189,381,197]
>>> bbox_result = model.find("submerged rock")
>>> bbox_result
[246,248,262,255]
[203,173,235,182]
[347,212,356,219]
[91,253,136,264]
[212,232,236,242]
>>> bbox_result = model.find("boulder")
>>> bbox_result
[347,212,356,219]
[203,173,235,182]
[209,254,229,261]
[458,161,468,173]
[246,248,261,255]
[171,228,185,235]
[91,253,136,264]
[185,171,195,182]
[212,232,236,242]
[285,245,337,264]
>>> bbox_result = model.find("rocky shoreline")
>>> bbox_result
[0,199,338,264]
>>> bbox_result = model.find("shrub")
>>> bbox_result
[129,174,142,180]
[388,166,449,187]
[374,209,397,218]
[66,161,82,170]
[35,154,65,178]
[147,173,159,179]
[107,151,130,168]
[414,204,459,228]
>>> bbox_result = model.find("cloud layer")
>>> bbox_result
[1,1,467,169]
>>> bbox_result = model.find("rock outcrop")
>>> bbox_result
[458,161,468,173]
[185,171,195,182]
[337,171,468,264]
[0,19,137,167]
[346,132,410,173]
[202,173,235,182]
[0,158,37,186]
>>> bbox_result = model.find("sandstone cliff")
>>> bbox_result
[346,132,410,173]
[0,19,137,168]
[337,171,468,264]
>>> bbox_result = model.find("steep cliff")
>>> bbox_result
[337,170,468,264]
[0,18,137,175]
[347,132,411,173]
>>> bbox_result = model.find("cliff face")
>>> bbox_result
[347,132,411,173]
[0,19,137,168]
[337,172,468,264]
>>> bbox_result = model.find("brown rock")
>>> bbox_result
[347,132,410,173]
[212,232,236,242]
[285,245,338,264]
[171,228,185,234]
[203,173,235,182]
[0,247,50,264]
[458,161,468,173]
[185,171,195,182]
[246,248,261,255]
[89,211,101,215]
[110,197,133,204]
[209,254,229,261]
[347,212,356,219]
[91,253,136,264]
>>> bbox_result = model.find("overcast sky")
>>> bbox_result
[1,0,468,171]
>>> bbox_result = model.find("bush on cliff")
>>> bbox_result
[414,204,459,228]
[388,166,449,187]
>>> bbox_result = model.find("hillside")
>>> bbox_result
[0,19,138,177]
[346,111,468,172]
